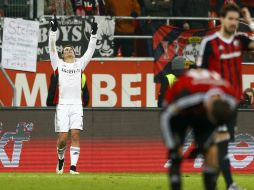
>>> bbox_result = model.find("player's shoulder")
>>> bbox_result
[201,32,218,45]
[235,32,249,37]
[235,32,252,39]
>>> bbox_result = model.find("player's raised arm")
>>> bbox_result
[79,20,98,70]
[48,15,60,71]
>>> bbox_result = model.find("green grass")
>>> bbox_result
[0,173,253,190]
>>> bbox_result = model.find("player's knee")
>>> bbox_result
[217,140,230,169]
[71,131,80,142]
[58,134,68,148]
[58,139,67,148]
[204,145,218,169]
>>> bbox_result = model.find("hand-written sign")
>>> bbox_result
[1,18,39,72]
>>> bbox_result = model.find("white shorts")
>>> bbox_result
[55,104,83,132]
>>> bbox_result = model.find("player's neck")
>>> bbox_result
[64,58,74,63]
[219,29,234,39]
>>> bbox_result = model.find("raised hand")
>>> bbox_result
[50,14,58,32]
[242,7,252,25]
[91,19,98,35]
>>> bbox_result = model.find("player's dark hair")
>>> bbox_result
[220,3,241,18]
[211,99,232,126]
[62,45,75,55]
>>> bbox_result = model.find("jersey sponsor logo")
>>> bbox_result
[219,45,224,51]
[0,122,33,167]
[61,68,81,74]
[233,40,240,47]
[220,51,241,60]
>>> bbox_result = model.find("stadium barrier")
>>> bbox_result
[0,108,253,173]
[1,61,254,107]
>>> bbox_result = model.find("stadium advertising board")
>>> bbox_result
[0,109,253,172]
[1,61,254,107]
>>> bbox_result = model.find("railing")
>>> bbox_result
[2,0,33,19]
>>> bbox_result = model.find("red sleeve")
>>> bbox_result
[163,75,189,105]
[163,87,174,106]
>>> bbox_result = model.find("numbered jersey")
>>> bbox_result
[163,69,237,109]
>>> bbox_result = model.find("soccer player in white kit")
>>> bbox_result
[48,15,97,174]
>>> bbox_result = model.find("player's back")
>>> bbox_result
[164,69,236,106]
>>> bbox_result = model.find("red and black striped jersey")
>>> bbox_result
[197,32,252,100]
[163,69,237,109]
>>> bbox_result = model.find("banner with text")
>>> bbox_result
[38,16,115,60]
[1,18,39,72]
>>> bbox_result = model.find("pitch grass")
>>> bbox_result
[0,173,253,190]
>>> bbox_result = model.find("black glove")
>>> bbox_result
[91,21,98,35]
[50,14,58,32]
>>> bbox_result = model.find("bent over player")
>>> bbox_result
[161,69,238,190]
[48,15,98,174]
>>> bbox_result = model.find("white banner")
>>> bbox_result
[1,18,39,72]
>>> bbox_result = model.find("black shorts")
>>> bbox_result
[169,113,216,153]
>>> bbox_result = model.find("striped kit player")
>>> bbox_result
[197,4,254,190]
[161,68,237,190]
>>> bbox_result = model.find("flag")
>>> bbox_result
[153,25,219,82]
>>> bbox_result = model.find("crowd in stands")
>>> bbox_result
[239,88,254,108]
[0,0,254,56]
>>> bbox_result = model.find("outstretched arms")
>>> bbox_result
[48,15,60,71]
[80,20,98,70]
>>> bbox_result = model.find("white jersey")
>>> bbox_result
[48,31,97,105]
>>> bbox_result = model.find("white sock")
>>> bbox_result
[57,146,66,160]
[70,146,80,166]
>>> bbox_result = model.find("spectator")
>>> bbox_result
[157,56,188,107]
[97,0,105,15]
[74,0,101,16]
[0,1,4,16]
[144,0,172,17]
[172,0,210,30]
[143,0,173,56]
[105,0,141,57]
[240,88,254,108]
[45,0,74,15]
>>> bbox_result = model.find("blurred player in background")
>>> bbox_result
[48,15,98,174]
[161,68,238,190]
[197,4,254,189]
